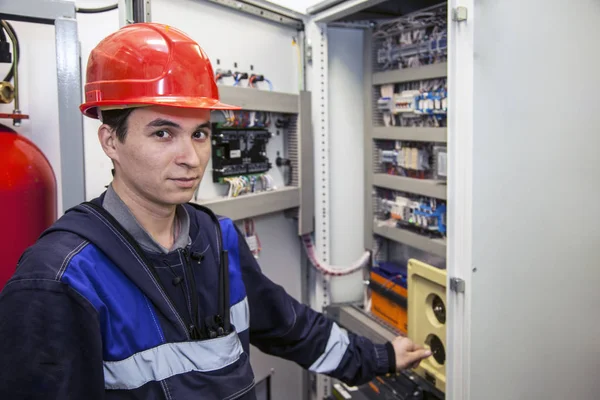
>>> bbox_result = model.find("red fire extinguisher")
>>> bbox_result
[0,123,57,291]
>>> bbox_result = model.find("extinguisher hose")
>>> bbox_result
[1,20,19,111]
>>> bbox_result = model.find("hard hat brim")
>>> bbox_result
[80,96,241,120]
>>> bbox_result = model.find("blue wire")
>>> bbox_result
[265,79,273,91]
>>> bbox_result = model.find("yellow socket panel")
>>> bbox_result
[407,259,447,393]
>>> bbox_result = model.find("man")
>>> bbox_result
[0,23,430,399]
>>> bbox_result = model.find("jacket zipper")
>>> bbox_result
[181,248,201,340]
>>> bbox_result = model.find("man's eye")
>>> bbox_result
[193,130,209,140]
[154,130,171,139]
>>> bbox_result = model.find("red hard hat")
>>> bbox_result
[80,22,239,119]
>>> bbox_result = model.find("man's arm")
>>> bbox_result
[0,279,105,399]
[235,228,429,386]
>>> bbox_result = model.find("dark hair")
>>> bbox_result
[100,108,136,142]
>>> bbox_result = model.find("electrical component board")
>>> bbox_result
[377,89,447,116]
[378,80,447,129]
[378,140,446,181]
[379,193,446,237]
[211,124,272,182]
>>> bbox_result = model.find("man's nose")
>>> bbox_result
[176,138,201,167]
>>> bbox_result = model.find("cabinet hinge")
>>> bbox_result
[452,6,468,22]
[450,277,465,293]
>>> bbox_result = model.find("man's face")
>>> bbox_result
[106,106,212,206]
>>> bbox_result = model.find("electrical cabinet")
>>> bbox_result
[306,0,600,400]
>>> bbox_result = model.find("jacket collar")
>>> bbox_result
[102,184,191,254]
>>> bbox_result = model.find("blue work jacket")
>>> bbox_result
[0,192,394,399]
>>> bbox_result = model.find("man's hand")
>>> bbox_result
[391,336,432,370]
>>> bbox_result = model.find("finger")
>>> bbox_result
[411,360,421,369]
[411,343,425,352]
[408,348,432,363]
[398,349,431,370]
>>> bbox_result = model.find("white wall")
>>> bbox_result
[466,0,600,398]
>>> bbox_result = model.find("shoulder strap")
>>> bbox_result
[184,203,231,335]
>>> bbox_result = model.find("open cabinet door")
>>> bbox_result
[448,0,600,399]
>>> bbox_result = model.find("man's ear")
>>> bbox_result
[98,124,119,163]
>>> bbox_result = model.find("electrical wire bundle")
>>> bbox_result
[224,176,249,198]
[215,69,274,92]
[224,174,274,198]
[372,3,447,71]
[217,110,270,128]
[301,234,370,277]
[232,72,246,87]
[259,174,275,191]
[248,74,273,91]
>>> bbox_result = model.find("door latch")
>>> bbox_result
[450,277,465,293]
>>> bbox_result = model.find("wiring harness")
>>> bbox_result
[215,69,273,91]
[216,110,271,129]
[223,174,275,198]
[301,234,370,277]
[373,3,447,72]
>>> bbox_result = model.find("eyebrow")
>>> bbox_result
[146,118,211,131]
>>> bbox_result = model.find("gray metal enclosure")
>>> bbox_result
[467,0,600,398]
